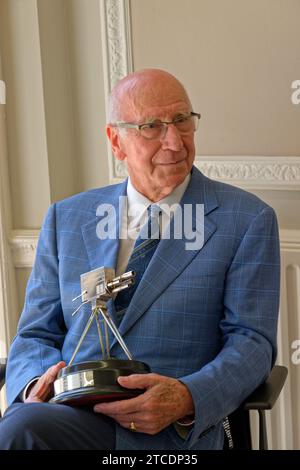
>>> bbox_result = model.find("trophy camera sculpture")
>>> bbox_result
[51,267,150,406]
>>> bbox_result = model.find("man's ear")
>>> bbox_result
[106,125,126,161]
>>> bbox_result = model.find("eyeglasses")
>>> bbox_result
[110,112,201,140]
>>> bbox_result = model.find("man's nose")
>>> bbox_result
[160,124,184,151]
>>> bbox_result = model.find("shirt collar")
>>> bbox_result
[126,173,191,229]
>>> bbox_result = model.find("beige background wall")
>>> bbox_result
[131,0,300,156]
[0,0,109,230]
[0,0,299,449]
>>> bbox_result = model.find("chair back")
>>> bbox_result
[226,407,252,449]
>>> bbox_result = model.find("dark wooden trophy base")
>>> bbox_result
[50,359,150,406]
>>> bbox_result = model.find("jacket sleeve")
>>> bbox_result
[6,203,65,405]
[179,206,280,448]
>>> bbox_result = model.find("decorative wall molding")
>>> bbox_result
[0,80,5,104]
[195,156,300,190]
[9,229,300,268]
[111,155,300,190]
[279,229,300,252]
[100,0,133,182]
[9,230,39,268]
[100,0,133,93]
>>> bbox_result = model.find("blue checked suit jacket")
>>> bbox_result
[6,167,280,450]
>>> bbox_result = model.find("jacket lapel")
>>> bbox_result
[81,180,127,326]
[81,180,127,271]
[112,168,219,345]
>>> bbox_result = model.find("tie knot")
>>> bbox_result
[147,204,161,218]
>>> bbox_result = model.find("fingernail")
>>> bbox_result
[94,404,104,412]
[118,376,127,381]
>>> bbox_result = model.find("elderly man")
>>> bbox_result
[0,69,280,450]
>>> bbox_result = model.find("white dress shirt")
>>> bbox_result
[116,173,191,276]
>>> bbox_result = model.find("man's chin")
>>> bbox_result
[157,171,188,189]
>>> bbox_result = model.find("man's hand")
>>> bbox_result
[93,373,194,435]
[25,361,66,403]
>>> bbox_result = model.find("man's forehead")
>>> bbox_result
[137,101,191,121]
[134,81,188,105]
[121,94,191,121]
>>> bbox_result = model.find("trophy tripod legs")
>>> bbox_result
[68,302,132,366]
[94,309,107,359]
[95,301,133,361]
[68,307,98,366]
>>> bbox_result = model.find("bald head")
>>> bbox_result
[108,69,192,123]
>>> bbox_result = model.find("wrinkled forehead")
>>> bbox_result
[113,75,192,121]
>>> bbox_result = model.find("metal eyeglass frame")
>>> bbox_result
[110,112,201,140]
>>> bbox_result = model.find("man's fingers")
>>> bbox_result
[44,361,66,384]
[94,374,161,414]
[94,375,193,435]
[117,373,160,390]
[94,374,169,415]
[26,361,66,402]
[105,412,162,435]
[94,392,146,415]
[38,361,66,393]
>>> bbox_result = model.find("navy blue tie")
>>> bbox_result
[114,204,161,324]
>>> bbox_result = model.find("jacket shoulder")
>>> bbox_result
[54,182,125,214]
[203,174,275,216]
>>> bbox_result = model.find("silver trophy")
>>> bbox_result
[50,267,150,406]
